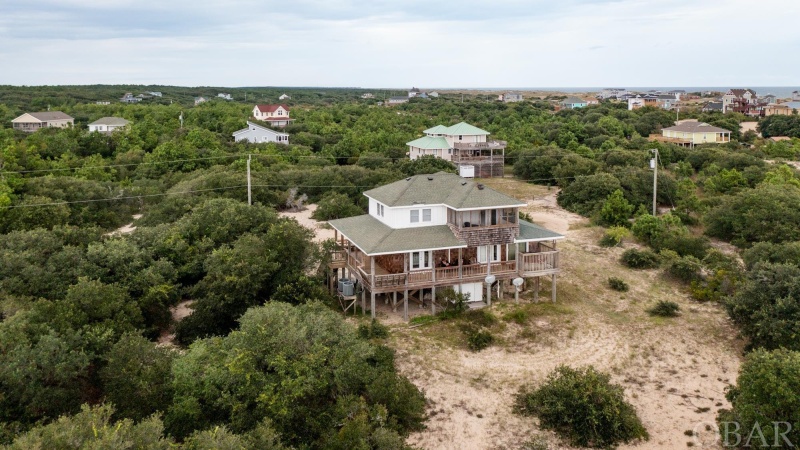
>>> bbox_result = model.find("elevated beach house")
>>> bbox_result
[252,104,294,127]
[407,122,506,178]
[327,172,563,320]
[88,117,130,133]
[11,111,74,132]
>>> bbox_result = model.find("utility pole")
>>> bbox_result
[247,154,252,206]
[651,149,658,216]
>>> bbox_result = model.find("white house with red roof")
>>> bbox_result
[252,104,293,127]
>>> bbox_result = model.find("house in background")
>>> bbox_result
[120,93,141,104]
[252,104,293,127]
[11,111,74,132]
[428,91,440,98]
[668,90,686,100]
[408,87,421,98]
[657,94,678,109]
[793,91,800,101]
[560,97,587,109]
[722,88,757,113]
[361,93,375,99]
[279,93,291,100]
[232,121,289,144]
[651,120,731,146]
[406,122,506,178]
[218,93,233,100]
[600,88,627,99]
[500,92,524,103]
[702,102,724,113]
[95,101,111,105]
[194,97,207,106]
[148,91,163,97]
[327,172,564,320]
[628,95,658,110]
[387,96,409,106]
[760,94,777,104]
[88,117,130,133]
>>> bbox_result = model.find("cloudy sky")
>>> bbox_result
[1,0,798,87]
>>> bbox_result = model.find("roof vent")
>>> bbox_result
[406,177,411,181]
[461,181,467,186]
[427,176,433,181]
[477,183,485,190]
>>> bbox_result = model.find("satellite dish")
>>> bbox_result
[513,277,524,287]
[485,275,496,284]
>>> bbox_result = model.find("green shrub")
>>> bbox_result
[621,248,660,269]
[647,300,680,317]
[599,226,631,247]
[357,319,389,339]
[719,349,800,448]
[666,256,702,283]
[462,309,497,328]
[515,365,649,448]
[608,277,629,292]
[598,189,634,227]
[465,327,494,351]
[311,191,363,221]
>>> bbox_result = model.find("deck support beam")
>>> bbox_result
[403,289,409,321]
[551,274,557,303]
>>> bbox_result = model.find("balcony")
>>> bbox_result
[453,140,507,150]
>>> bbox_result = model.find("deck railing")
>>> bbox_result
[519,251,559,273]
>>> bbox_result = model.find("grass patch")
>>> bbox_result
[409,315,439,326]
[503,309,530,325]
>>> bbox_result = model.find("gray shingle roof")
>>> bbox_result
[516,220,565,242]
[663,122,731,133]
[88,117,130,126]
[18,111,73,121]
[329,214,466,255]
[364,172,526,209]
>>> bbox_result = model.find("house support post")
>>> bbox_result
[486,245,492,306]
[534,277,539,303]
[551,274,557,303]
[457,248,463,295]
[393,291,397,312]
[403,289,409,322]
[361,288,365,316]
[431,264,436,315]
[370,256,376,319]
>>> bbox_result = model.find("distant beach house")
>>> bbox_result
[499,92,523,103]
[560,97,587,109]
[628,95,658,110]
[279,93,291,100]
[232,121,290,144]
[600,88,627,99]
[194,97,207,106]
[148,91,163,97]
[656,94,677,109]
[408,87,421,98]
[702,102,723,113]
[387,97,409,106]
[218,93,233,100]
[11,111,74,132]
[407,122,506,178]
[668,90,686,100]
[361,93,375,99]
[793,91,800,101]
[651,120,731,146]
[88,117,130,133]
[760,94,777,104]
[252,104,294,127]
[95,101,111,105]
[428,91,440,98]
[722,88,757,113]
[120,93,141,104]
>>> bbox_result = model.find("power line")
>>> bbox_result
[0,185,248,209]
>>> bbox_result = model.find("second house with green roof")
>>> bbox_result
[406,122,507,178]
[327,172,563,320]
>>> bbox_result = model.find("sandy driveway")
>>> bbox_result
[278,204,336,243]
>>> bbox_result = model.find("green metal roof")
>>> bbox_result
[561,97,587,105]
[423,125,450,134]
[406,136,450,150]
[444,122,489,136]
[364,172,526,209]
[328,215,465,255]
[516,220,565,242]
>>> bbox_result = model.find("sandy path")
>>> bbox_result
[389,180,742,450]
[278,204,336,243]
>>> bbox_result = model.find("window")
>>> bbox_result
[422,209,431,222]
[458,135,463,141]
[377,204,384,217]
[410,210,419,223]
[410,251,431,270]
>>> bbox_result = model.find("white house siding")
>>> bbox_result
[444,134,486,147]
[409,146,452,161]
[232,123,289,144]
[368,199,447,229]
